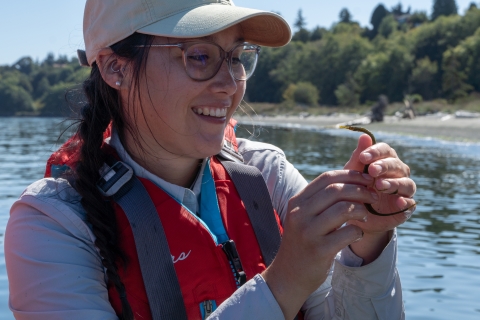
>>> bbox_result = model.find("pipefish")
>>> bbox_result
[339,125,417,216]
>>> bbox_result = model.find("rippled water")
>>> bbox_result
[0,117,479,319]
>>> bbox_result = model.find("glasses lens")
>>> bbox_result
[231,44,258,80]
[184,43,222,80]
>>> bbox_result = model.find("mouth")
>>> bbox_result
[192,107,228,118]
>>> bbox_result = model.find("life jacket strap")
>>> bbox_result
[99,161,188,320]
[217,157,282,267]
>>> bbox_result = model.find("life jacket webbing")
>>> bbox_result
[99,148,282,319]
[110,167,188,320]
[218,158,281,267]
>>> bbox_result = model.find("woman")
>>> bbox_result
[5,0,416,319]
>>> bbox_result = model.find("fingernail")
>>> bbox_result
[377,180,391,190]
[371,192,379,201]
[362,173,374,181]
[362,215,368,222]
[404,207,415,220]
[362,153,372,162]
[372,164,383,173]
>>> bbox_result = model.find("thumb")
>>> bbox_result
[344,134,373,171]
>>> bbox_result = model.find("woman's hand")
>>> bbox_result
[344,134,416,263]
[263,167,377,319]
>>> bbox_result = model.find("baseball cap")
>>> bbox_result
[79,0,292,66]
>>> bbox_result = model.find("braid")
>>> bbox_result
[69,33,154,320]
[75,65,134,320]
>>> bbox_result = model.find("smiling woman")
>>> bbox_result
[4,0,416,319]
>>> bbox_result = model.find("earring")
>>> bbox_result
[111,64,121,73]
[115,80,122,86]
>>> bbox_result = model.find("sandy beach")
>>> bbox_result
[234,113,480,143]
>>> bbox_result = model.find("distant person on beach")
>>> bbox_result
[4,0,416,319]
[371,95,389,122]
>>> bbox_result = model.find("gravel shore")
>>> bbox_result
[234,113,480,143]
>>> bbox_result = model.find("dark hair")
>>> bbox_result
[73,32,154,320]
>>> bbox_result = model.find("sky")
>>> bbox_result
[0,0,476,66]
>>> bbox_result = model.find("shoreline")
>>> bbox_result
[234,113,480,143]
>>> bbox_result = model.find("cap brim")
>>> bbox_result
[137,4,291,47]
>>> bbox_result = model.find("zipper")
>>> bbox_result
[222,240,247,288]
[202,300,214,319]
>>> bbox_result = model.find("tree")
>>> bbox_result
[409,57,439,100]
[292,9,310,43]
[0,82,34,115]
[294,9,306,30]
[408,11,429,25]
[335,73,361,106]
[310,26,325,41]
[283,82,319,106]
[442,49,472,100]
[339,8,352,24]
[432,0,458,20]
[391,3,411,15]
[370,4,389,33]
[378,15,398,38]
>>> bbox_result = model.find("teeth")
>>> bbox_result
[193,108,227,118]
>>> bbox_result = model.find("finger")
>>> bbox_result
[296,183,378,218]
[375,177,416,197]
[344,134,373,171]
[396,197,418,220]
[368,158,411,178]
[324,224,364,255]
[300,169,374,200]
[359,142,399,165]
[314,202,367,234]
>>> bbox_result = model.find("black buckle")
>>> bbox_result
[222,240,247,287]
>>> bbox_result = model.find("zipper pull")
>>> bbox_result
[203,300,214,319]
[222,240,247,287]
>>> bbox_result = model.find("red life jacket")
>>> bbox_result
[44,119,287,319]
[108,156,283,319]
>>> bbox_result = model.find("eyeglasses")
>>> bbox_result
[138,41,260,81]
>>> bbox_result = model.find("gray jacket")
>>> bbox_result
[5,137,404,319]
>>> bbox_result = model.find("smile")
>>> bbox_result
[192,107,227,118]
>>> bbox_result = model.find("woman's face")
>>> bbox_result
[123,25,245,161]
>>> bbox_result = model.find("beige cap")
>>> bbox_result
[81,0,291,66]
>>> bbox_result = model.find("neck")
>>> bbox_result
[124,137,203,188]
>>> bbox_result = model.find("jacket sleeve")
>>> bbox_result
[4,180,118,320]
[235,139,404,319]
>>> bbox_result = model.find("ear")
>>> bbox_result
[95,48,128,89]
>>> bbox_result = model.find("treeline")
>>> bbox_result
[2,1,480,116]
[246,1,480,107]
[0,54,88,116]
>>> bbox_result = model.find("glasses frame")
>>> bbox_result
[137,41,261,81]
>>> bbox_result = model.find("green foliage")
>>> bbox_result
[0,53,88,116]
[432,0,458,20]
[378,15,398,38]
[4,4,480,115]
[283,82,319,106]
[39,83,74,116]
[370,4,389,35]
[335,74,361,106]
[410,57,439,100]
[294,9,306,30]
[339,8,352,24]
[408,11,429,25]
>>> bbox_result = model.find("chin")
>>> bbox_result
[193,138,224,158]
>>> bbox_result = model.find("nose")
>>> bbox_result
[209,58,237,95]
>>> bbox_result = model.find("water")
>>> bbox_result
[236,124,480,319]
[0,118,479,319]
